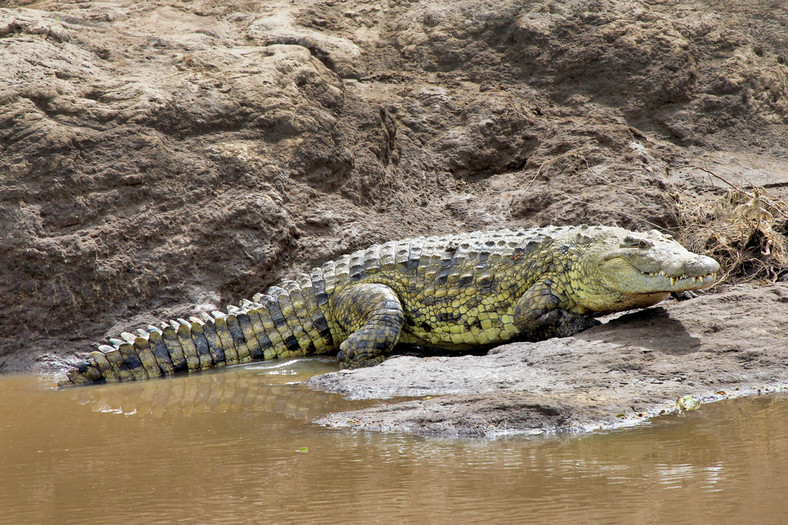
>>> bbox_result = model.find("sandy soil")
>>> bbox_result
[2,0,787,435]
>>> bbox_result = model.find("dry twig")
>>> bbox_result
[672,167,788,285]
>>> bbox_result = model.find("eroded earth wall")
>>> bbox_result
[1,0,787,371]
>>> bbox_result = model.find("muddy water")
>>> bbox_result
[2,360,788,524]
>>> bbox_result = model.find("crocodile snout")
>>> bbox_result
[685,254,720,276]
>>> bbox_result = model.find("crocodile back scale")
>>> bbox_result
[62,225,720,385]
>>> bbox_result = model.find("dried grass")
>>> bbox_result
[673,168,788,285]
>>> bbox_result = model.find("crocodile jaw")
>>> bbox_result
[639,266,719,291]
[599,251,720,294]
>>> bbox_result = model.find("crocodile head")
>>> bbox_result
[570,227,720,313]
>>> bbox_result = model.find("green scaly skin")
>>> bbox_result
[61,225,720,386]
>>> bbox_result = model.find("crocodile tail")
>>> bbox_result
[60,272,336,386]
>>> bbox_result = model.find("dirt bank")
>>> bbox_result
[2,0,787,434]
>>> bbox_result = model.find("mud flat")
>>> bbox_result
[311,284,788,437]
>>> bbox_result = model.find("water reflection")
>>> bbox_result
[64,358,359,421]
[1,368,788,524]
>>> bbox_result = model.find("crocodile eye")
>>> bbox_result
[622,236,652,249]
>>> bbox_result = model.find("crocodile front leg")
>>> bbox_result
[514,278,600,341]
[332,283,404,368]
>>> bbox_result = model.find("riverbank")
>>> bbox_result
[2,0,787,437]
[311,283,788,437]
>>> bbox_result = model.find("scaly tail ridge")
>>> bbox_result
[61,275,334,386]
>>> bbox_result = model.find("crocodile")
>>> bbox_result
[61,225,720,386]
